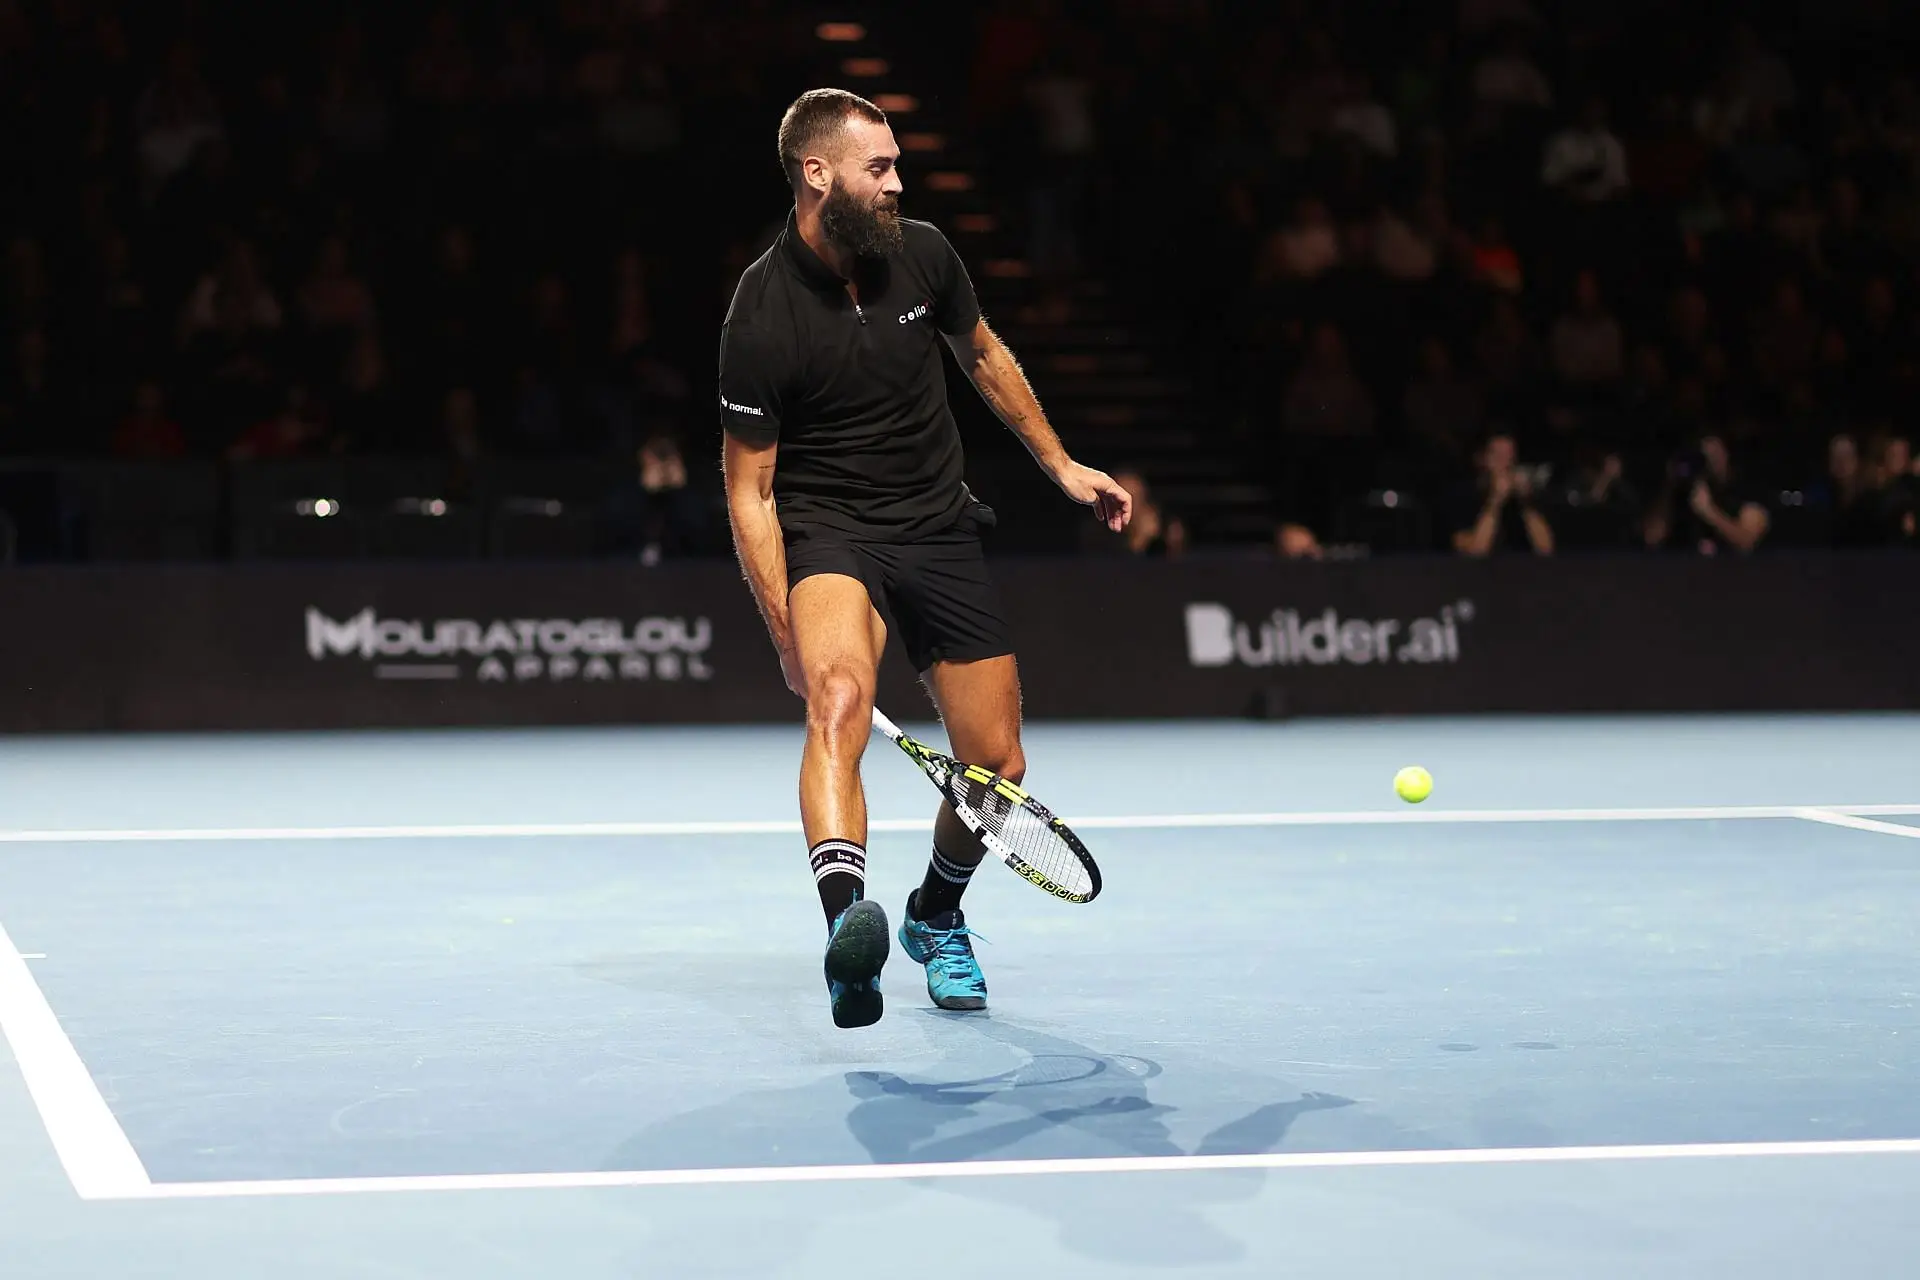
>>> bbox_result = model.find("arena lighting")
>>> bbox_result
[295,498,340,518]
[901,132,944,151]
[841,57,888,76]
[873,93,918,113]
[953,212,997,232]
[925,170,974,192]
[815,22,865,41]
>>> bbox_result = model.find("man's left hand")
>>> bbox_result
[1057,462,1133,531]
[1689,480,1716,518]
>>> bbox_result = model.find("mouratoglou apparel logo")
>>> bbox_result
[306,607,714,683]
[1184,600,1474,668]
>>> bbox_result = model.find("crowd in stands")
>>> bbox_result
[1041,0,1920,552]
[2,1,1917,559]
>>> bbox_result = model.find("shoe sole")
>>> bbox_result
[931,993,986,1012]
[827,901,890,1029]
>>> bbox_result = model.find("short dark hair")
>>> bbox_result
[777,88,888,189]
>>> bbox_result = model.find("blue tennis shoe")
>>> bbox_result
[899,894,988,1011]
[824,899,890,1029]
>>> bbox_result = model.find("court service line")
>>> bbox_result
[1793,808,1920,840]
[0,923,151,1200]
[1,803,1918,844]
[127,1136,1920,1200]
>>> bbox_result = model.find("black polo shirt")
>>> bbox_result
[718,209,982,542]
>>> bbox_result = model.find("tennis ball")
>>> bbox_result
[1394,765,1433,804]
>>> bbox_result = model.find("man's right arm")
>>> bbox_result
[723,433,793,662]
[718,316,803,693]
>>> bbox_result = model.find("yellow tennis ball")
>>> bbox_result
[1394,765,1433,804]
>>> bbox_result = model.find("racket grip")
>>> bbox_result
[870,705,903,741]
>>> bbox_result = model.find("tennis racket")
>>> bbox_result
[870,706,1102,904]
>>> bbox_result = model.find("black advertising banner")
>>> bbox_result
[4,563,800,732]
[2,554,1918,732]
[993,553,1920,718]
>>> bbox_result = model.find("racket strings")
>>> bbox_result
[955,775,1094,899]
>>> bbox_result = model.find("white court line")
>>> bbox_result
[2,803,1919,844]
[127,1136,1920,1200]
[0,923,150,1200]
[1793,808,1920,840]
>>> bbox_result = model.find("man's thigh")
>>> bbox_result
[788,568,888,696]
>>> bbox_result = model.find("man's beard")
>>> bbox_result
[820,182,903,258]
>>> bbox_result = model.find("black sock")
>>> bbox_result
[810,838,866,925]
[912,838,982,921]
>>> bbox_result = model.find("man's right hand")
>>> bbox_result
[779,644,807,699]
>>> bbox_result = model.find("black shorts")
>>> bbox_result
[784,502,1015,673]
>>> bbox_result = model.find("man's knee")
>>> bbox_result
[806,666,873,745]
[973,739,1025,784]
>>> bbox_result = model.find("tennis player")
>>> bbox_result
[719,89,1131,1029]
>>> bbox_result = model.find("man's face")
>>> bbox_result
[817,116,904,258]
[1702,436,1730,478]
[1482,436,1516,474]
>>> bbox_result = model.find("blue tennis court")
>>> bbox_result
[4,714,1919,1277]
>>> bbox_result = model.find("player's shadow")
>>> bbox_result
[841,1017,1355,1267]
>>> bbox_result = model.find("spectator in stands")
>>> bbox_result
[601,432,710,564]
[1,327,60,455]
[179,241,282,348]
[2,235,49,337]
[331,336,399,454]
[1559,446,1641,549]
[438,385,482,498]
[133,39,224,196]
[1550,269,1624,393]
[1749,278,1823,394]
[1818,178,1889,287]
[298,235,377,342]
[1274,521,1324,560]
[1466,216,1524,294]
[1476,295,1543,410]
[1725,23,1797,116]
[1725,105,1810,202]
[1370,202,1439,281]
[418,223,490,382]
[1282,324,1375,440]
[1259,197,1342,283]
[1844,276,1909,420]
[109,381,187,459]
[1403,337,1486,466]
[1647,434,1769,554]
[229,385,329,460]
[1472,25,1553,111]
[1870,433,1917,545]
[1329,72,1397,158]
[1813,433,1873,547]
[1542,98,1630,204]
[1665,286,1719,379]
[1450,431,1555,556]
[607,247,655,365]
[317,19,392,158]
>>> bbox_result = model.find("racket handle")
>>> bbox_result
[870,705,904,742]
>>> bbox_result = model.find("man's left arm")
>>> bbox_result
[1690,482,1769,552]
[945,318,1132,532]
